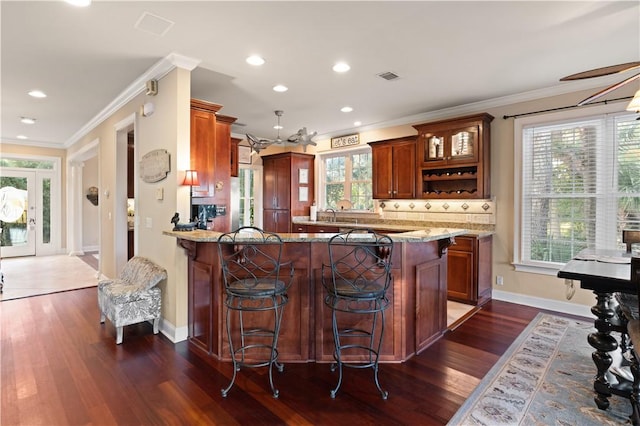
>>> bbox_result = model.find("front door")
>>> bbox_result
[0,165,58,258]
[0,170,36,257]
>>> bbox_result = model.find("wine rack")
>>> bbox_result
[414,113,493,199]
[421,166,479,197]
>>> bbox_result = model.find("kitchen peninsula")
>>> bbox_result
[165,227,466,363]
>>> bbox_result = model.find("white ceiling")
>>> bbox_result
[2,1,639,149]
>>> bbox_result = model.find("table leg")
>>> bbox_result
[588,291,620,409]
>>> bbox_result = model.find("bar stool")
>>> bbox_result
[322,229,393,399]
[217,227,294,398]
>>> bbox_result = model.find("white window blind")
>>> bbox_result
[517,110,640,270]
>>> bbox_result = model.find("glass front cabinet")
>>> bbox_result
[414,113,493,199]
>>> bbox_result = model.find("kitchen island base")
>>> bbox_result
[172,231,458,363]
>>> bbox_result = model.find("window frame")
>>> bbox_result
[317,145,373,211]
[513,101,635,275]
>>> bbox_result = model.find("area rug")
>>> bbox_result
[448,313,631,425]
[0,254,99,301]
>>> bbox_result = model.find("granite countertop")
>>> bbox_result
[296,219,494,238]
[163,227,467,243]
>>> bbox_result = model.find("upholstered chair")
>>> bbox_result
[98,256,167,344]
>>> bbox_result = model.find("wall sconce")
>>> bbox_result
[86,186,99,206]
[182,170,199,220]
[146,79,158,96]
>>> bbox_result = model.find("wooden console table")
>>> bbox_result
[558,249,635,410]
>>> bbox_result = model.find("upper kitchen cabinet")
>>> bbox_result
[414,113,493,199]
[230,137,241,178]
[369,136,416,199]
[189,99,237,231]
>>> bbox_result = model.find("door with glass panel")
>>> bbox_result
[0,170,37,257]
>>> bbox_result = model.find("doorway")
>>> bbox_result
[0,158,60,258]
[233,166,262,229]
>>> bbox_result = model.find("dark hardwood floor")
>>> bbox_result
[1,287,552,425]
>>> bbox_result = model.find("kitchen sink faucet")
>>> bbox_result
[326,208,336,223]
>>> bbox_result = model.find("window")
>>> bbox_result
[515,104,640,273]
[238,166,261,228]
[320,147,373,210]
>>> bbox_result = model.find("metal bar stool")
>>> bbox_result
[217,227,294,398]
[322,229,393,399]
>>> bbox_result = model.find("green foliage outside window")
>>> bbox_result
[525,115,640,264]
[324,150,372,210]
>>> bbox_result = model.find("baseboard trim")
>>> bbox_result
[492,289,592,319]
[159,319,188,343]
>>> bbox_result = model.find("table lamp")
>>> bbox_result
[182,170,199,221]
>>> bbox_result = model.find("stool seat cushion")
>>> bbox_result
[227,278,287,297]
[331,279,385,299]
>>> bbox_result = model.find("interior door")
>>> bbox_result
[0,171,36,257]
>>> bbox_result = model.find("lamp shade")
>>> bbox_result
[626,89,640,112]
[182,170,200,186]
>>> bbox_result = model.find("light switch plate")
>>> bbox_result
[156,187,163,200]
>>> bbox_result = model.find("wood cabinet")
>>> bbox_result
[414,113,493,199]
[176,235,450,363]
[262,152,314,233]
[305,224,340,233]
[292,223,307,233]
[189,99,237,232]
[369,136,416,199]
[230,137,240,177]
[447,234,492,305]
[127,131,134,199]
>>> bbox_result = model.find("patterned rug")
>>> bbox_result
[0,254,99,301]
[448,313,632,425]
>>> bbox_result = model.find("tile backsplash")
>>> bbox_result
[378,198,496,225]
[311,198,496,232]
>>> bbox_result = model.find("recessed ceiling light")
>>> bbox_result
[28,90,47,98]
[354,121,362,126]
[273,85,288,92]
[65,0,91,7]
[246,55,265,66]
[16,135,28,140]
[333,62,350,73]
[341,106,353,113]
[20,117,36,124]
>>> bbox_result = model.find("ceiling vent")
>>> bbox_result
[134,12,174,37]
[377,71,400,81]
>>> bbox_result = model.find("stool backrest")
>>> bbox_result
[325,230,393,296]
[217,227,288,294]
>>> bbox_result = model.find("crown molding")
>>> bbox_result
[64,52,201,148]
[315,72,631,140]
[2,138,65,150]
